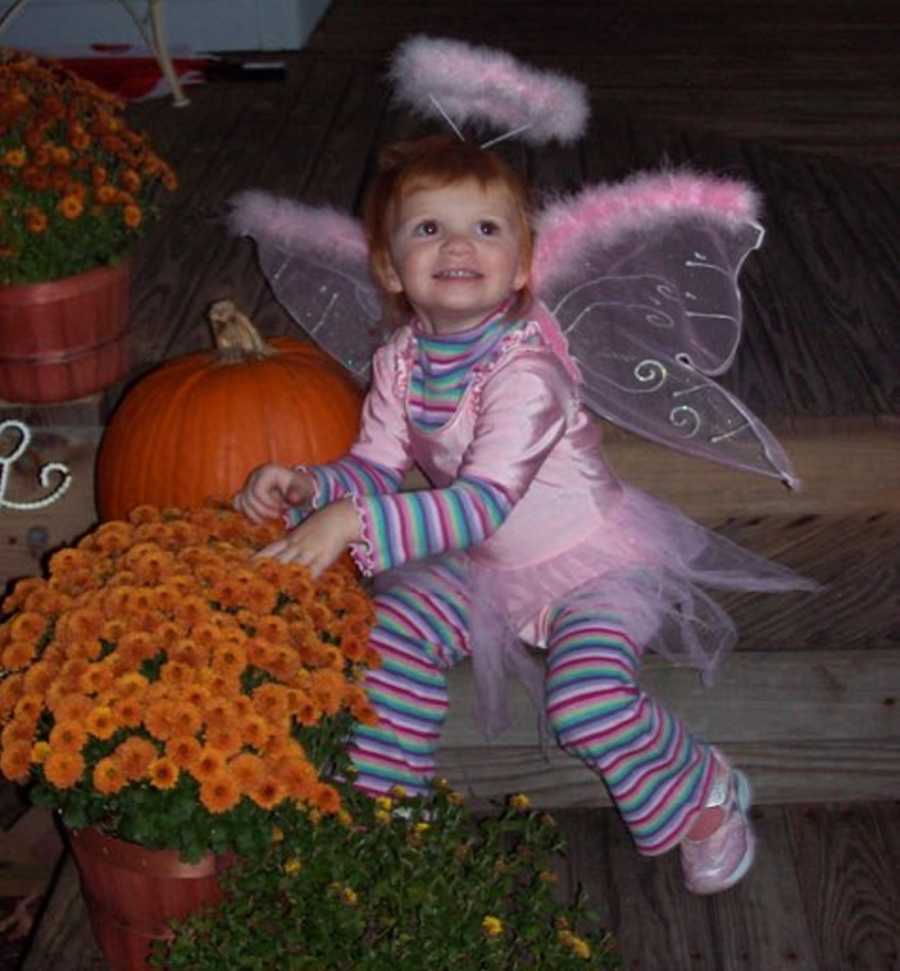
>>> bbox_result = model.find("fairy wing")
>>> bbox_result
[533,171,799,487]
[228,190,381,383]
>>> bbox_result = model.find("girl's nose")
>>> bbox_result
[442,231,473,251]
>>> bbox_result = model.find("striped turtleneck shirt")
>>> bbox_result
[295,308,526,574]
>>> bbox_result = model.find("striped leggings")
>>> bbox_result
[347,562,716,856]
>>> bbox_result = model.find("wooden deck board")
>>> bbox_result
[785,803,900,971]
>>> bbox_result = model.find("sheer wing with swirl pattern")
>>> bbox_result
[228,190,381,384]
[533,171,798,486]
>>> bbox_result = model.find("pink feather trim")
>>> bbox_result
[533,170,761,291]
[390,35,589,145]
[228,189,368,263]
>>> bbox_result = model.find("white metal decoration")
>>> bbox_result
[0,419,73,511]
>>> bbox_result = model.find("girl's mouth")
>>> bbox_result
[433,268,481,279]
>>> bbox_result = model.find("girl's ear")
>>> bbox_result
[374,253,404,294]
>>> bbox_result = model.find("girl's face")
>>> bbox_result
[381,178,529,335]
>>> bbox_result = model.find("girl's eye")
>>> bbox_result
[478,221,500,236]
[414,220,438,236]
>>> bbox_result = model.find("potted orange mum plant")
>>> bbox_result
[0,502,380,970]
[0,49,177,402]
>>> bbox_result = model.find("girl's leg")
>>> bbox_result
[544,601,716,856]
[348,561,471,797]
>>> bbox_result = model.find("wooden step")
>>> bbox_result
[438,649,900,809]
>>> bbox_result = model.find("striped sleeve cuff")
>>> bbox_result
[348,476,513,575]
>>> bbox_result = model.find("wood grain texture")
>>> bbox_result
[555,804,822,970]
[785,803,900,971]
[19,855,106,971]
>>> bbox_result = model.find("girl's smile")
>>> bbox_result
[382,178,529,334]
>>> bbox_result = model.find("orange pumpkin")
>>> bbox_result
[96,302,364,521]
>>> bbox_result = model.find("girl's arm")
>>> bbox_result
[349,353,572,575]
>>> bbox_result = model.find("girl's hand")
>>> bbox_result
[256,499,361,576]
[233,463,314,523]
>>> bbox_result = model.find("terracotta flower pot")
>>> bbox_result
[68,827,233,971]
[0,261,132,404]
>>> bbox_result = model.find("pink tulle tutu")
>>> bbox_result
[379,483,817,739]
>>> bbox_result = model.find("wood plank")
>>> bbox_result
[436,740,900,810]
[443,649,900,746]
[20,854,106,971]
[555,804,821,970]
[785,802,900,971]
[437,649,900,808]
[602,418,900,519]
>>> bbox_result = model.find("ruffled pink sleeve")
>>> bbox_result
[286,331,415,526]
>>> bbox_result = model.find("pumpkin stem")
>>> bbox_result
[207,300,277,362]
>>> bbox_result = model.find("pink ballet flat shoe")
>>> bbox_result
[680,751,756,895]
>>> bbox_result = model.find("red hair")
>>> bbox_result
[362,134,534,325]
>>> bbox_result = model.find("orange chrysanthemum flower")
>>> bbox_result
[252,683,290,722]
[193,746,227,782]
[160,660,193,689]
[9,611,45,643]
[248,777,286,811]
[48,720,87,753]
[240,713,272,749]
[114,737,158,780]
[93,756,126,795]
[57,193,84,220]
[277,758,317,801]
[44,750,85,789]
[54,692,93,723]
[64,606,105,641]
[79,662,115,695]
[14,693,43,722]
[2,641,36,670]
[166,735,202,771]
[173,595,210,627]
[169,701,203,737]
[148,757,179,790]
[0,741,33,782]
[204,724,243,758]
[229,752,266,793]
[2,719,36,748]
[310,781,341,815]
[144,700,175,741]
[25,207,48,234]
[199,771,240,814]
[85,705,118,740]
[122,202,144,229]
[111,696,143,728]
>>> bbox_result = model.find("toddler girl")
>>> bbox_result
[235,134,805,895]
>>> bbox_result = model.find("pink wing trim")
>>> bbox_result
[534,171,761,292]
[390,35,589,145]
[228,189,369,263]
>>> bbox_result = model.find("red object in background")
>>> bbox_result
[33,44,209,100]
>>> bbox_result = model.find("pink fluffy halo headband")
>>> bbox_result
[389,35,590,147]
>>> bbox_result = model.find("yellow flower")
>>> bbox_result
[30,741,51,764]
[510,793,531,812]
[271,826,284,844]
[569,935,591,959]
[481,915,504,938]
[339,886,358,907]
[283,857,302,876]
